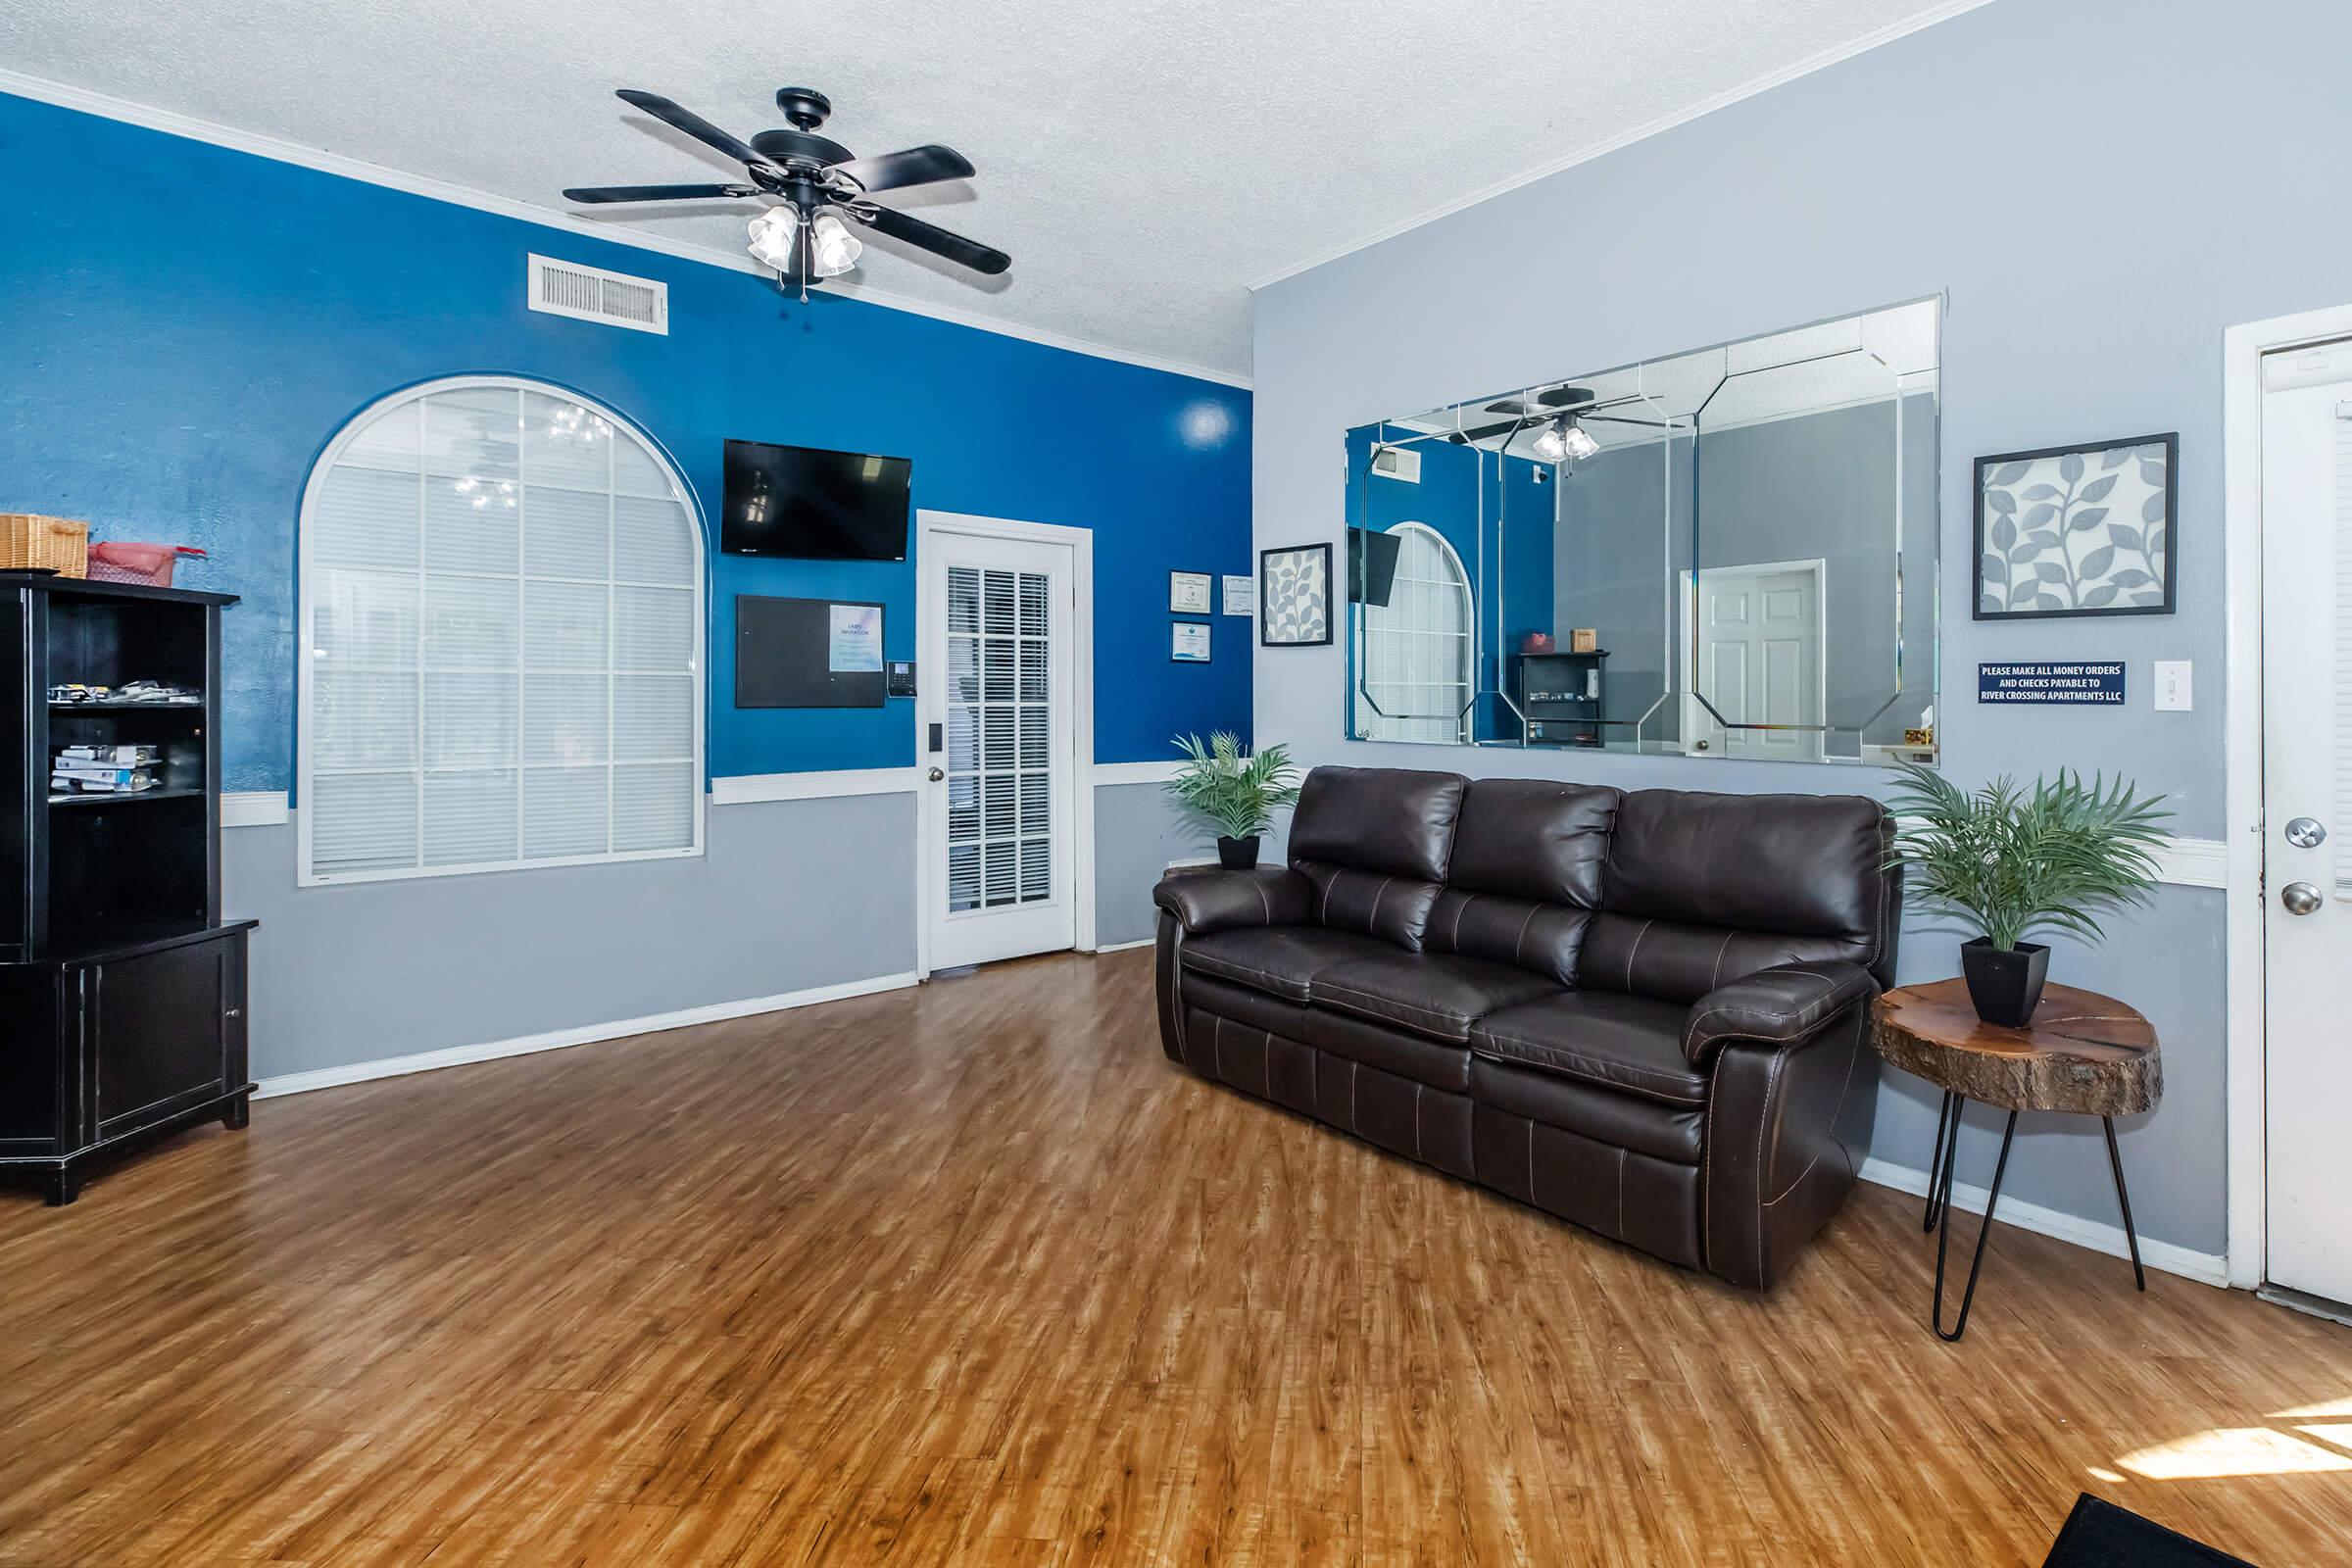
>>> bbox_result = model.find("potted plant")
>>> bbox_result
[1886,761,2170,1027]
[1166,732,1302,870]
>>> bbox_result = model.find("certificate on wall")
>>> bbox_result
[1169,570,1213,612]
[1221,574,1255,616]
[1171,620,1211,662]
[828,603,884,672]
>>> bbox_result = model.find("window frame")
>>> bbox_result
[295,374,708,887]
[1356,520,1475,745]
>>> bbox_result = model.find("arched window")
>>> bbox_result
[1356,521,1474,744]
[298,377,704,884]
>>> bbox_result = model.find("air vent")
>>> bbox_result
[527,254,667,335]
[1370,444,1421,483]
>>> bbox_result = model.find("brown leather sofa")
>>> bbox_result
[1152,765,1899,1289]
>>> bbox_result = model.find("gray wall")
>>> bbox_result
[1253,0,2352,1255]
[227,794,918,1080]
[1095,781,1218,947]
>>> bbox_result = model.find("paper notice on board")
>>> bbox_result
[829,605,883,672]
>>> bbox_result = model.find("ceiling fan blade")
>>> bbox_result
[858,205,1009,275]
[615,89,772,170]
[830,143,976,194]
[564,182,758,203]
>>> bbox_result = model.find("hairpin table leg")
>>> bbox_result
[1932,1102,2017,1343]
[1922,1089,1959,1234]
[2103,1115,2146,1292]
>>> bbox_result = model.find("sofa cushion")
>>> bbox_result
[1581,788,1896,1002]
[1294,861,1446,953]
[1469,1055,1704,1163]
[1309,952,1561,1044]
[1180,926,1399,1003]
[1288,765,1468,881]
[1303,1007,1474,1093]
[1469,992,1711,1106]
[1416,778,1618,986]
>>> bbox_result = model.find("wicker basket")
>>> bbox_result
[0,514,89,577]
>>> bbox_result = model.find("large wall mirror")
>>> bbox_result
[1344,298,1940,764]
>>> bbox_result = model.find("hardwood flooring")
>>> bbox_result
[3,949,2350,1566]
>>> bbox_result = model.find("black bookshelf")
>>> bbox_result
[1,572,256,1204]
[1517,649,1610,749]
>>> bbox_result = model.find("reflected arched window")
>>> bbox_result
[1357,521,1473,744]
[298,377,705,883]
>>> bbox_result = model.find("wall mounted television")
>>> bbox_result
[720,439,912,561]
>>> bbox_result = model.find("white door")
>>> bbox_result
[920,525,1077,970]
[2262,341,2352,1307]
[1682,564,1824,761]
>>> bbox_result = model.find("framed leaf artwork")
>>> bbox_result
[1259,542,1333,646]
[1974,433,2177,619]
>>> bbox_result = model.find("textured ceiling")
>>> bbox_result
[0,0,1975,379]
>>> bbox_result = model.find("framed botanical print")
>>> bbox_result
[1974,433,2177,619]
[1259,543,1333,647]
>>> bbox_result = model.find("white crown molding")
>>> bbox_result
[222,791,290,828]
[254,969,919,1099]
[709,767,919,805]
[1090,760,1188,787]
[1246,0,2002,292]
[0,67,1250,391]
[1858,1155,2228,1289]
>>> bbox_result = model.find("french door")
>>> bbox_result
[2261,338,2352,1308]
[918,522,1078,970]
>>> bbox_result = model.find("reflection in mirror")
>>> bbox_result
[1344,298,1939,765]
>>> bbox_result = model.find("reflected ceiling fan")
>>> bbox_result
[1450,385,1674,458]
[564,85,1009,294]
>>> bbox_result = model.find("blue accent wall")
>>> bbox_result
[0,90,1250,788]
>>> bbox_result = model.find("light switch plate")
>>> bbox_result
[2153,660,2192,711]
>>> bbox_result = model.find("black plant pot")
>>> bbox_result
[1961,938,2050,1028]
[1216,835,1260,870]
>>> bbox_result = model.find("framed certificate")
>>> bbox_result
[1169,570,1213,613]
[1171,620,1211,662]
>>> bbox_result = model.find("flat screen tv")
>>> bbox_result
[720,439,911,561]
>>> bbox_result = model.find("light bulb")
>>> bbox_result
[1531,424,1566,462]
[1560,420,1600,461]
[809,210,862,277]
[746,206,800,271]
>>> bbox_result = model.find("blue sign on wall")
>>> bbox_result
[1978,662,2127,705]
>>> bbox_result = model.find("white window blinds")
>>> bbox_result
[300,380,703,884]
[1358,522,1474,745]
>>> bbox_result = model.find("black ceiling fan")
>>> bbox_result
[564,86,1009,290]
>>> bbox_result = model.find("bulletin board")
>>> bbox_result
[734,595,887,710]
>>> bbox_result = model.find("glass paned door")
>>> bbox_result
[924,527,1075,968]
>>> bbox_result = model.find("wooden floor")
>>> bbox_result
[4,950,2350,1566]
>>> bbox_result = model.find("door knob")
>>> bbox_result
[2281,881,2324,915]
[927,766,945,782]
[2285,816,2328,848]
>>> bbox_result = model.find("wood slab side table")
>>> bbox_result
[1871,979,2162,1342]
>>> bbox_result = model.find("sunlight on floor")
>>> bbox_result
[2269,1396,2352,1419]
[2115,1427,2352,1481]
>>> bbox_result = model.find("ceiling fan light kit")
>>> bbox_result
[564,84,1009,298]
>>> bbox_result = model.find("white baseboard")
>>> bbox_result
[1858,1155,2228,1289]
[1090,936,1155,954]
[222,791,290,828]
[253,971,920,1100]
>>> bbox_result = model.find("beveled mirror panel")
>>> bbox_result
[1344,298,1939,764]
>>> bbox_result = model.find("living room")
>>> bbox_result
[3,0,2349,1563]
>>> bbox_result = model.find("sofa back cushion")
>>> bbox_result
[1422,779,1619,985]
[1580,789,1896,1003]
[1288,766,1467,950]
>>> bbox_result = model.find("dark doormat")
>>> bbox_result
[2041,1494,2260,1566]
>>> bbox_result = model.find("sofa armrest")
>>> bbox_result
[1152,867,1312,935]
[1682,959,1878,1070]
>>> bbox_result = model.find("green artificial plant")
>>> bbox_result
[1884,760,2171,952]
[1165,732,1302,841]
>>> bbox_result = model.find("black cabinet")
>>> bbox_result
[1517,650,1610,749]
[0,574,256,1203]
